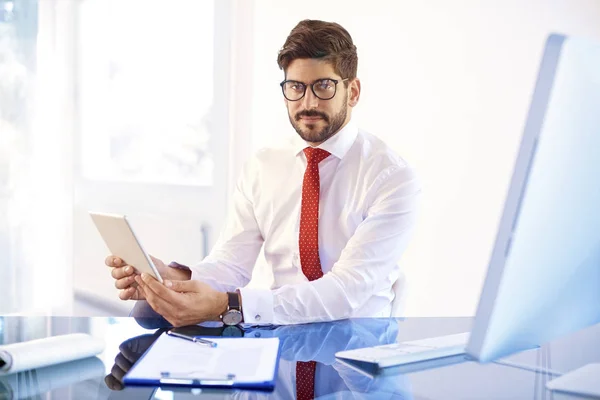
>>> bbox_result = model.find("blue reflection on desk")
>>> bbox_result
[110,317,412,399]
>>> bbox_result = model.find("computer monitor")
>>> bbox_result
[467,33,600,363]
[336,33,599,395]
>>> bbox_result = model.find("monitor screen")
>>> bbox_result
[468,34,600,362]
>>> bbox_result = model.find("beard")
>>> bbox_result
[289,97,348,144]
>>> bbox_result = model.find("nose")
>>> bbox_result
[301,88,320,109]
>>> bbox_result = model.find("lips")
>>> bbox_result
[300,117,323,122]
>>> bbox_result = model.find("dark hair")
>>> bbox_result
[277,20,358,84]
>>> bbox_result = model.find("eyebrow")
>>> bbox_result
[284,77,338,84]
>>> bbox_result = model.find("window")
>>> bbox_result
[72,0,233,310]
[78,0,215,186]
[0,0,37,314]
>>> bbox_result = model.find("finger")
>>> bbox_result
[163,279,197,293]
[105,255,124,267]
[134,282,147,300]
[114,352,133,372]
[137,275,174,316]
[135,276,153,303]
[111,265,135,280]
[119,287,137,301]
[120,334,157,363]
[110,363,126,381]
[114,275,136,290]
[139,273,180,303]
[104,374,124,391]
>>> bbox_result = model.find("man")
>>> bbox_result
[106,19,420,327]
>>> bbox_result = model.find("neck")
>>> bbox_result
[305,118,352,147]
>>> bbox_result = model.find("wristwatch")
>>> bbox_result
[221,325,244,337]
[221,291,243,326]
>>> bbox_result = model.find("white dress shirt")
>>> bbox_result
[189,120,421,325]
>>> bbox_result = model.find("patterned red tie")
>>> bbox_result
[296,147,330,400]
[299,147,330,281]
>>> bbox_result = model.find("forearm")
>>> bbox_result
[275,264,398,324]
[189,259,252,293]
[238,275,393,326]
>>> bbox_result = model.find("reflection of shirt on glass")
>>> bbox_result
[228,319,412,399]
[190,120,421,324]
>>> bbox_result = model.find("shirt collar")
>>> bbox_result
[292,120,358,160]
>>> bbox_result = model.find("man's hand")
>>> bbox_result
[105,255,191,301]
[134,273,228,327]
[104,331,165,391]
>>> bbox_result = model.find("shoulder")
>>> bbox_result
[350,129,416,180]
[238,135,297,184]
[250,135,297,167]
[351,130,421,211]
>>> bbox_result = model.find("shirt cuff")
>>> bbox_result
[238,287,274,325]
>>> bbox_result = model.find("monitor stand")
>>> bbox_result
[546,363,600,398]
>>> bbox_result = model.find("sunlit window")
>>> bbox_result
[0,0,37,314]
[78,0,215,186]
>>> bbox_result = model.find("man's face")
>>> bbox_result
[284,59,358,145]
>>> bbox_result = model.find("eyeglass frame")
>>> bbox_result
[279,77,350,101]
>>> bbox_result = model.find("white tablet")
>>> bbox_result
[89,212,163,283]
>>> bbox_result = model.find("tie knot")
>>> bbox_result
[304,147,330,165]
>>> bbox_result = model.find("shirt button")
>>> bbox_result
[255,314,261,321]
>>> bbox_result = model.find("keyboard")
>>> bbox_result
[335,332,470,367]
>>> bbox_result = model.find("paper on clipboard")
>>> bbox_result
[123,333,280,390]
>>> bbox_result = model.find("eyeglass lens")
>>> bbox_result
[283,79,337,101]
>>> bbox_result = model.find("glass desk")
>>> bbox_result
[0,315,598,399]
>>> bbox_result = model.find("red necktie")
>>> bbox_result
[296,147,329,400]
[299,147,330,281]
[296,361,318,400]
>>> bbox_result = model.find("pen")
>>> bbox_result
[167,331,218,348]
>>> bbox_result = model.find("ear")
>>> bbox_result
[348,78,361,107]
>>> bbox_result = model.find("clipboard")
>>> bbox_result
[123,332,281,391]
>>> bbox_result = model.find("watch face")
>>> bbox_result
[222,325,244,337]
[222,309,243,326]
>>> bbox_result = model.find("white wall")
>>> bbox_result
[248,0,600,316]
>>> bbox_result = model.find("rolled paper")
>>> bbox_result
[0,356,105,399]
[0,333,105,375]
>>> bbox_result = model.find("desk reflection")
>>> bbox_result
[0,356,105,399]
[107,317,412,399]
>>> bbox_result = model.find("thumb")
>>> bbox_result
[149,254,165,268]
[164,279,197,292]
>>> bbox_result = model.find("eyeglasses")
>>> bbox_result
[280,78,349,101]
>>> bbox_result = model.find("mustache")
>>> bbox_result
[295,110,329,122]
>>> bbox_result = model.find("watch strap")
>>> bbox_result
[227,292,241,312]
[227,292,242,312]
